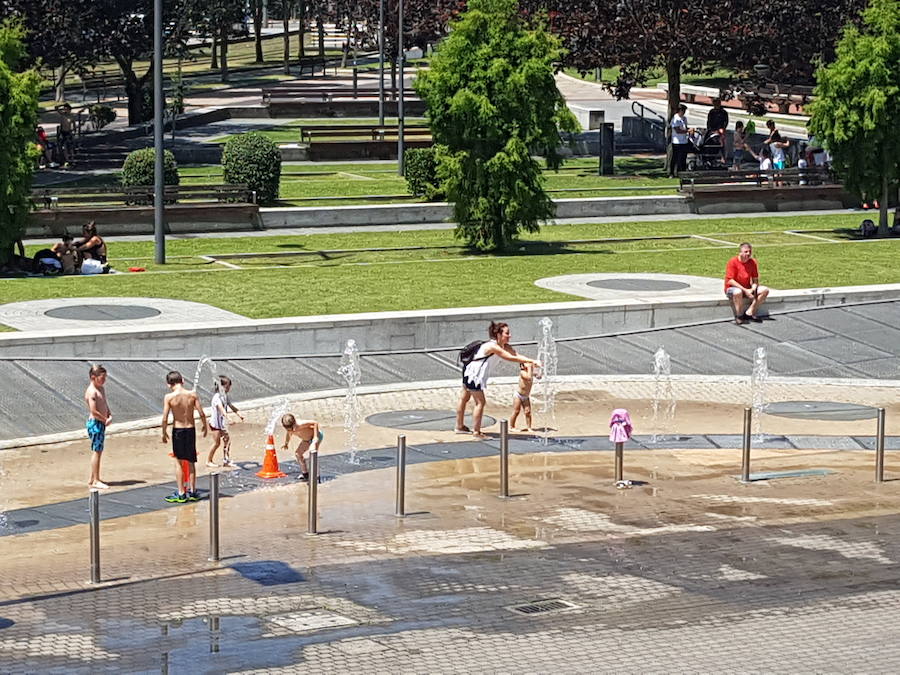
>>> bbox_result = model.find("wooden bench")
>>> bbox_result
[32,184,256,209]
[298,124,430,143]
[80,71,127,103]
[262,86,417,103]
[678,166,833,193]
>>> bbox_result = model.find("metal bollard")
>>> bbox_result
[499,420,509,498]
[307,450,319,535]
[741,407,752,483]
[208,473,220,562]
[614,442,624,482]
[89,489,101,583]
[876,407,886,483]
[395,435,407,517]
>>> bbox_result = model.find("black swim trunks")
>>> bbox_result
[172,427,197,463]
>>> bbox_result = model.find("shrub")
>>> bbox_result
[121,147,179,187]
[222,132,281,204]
[89,104,116,130]
[404,147,444,201]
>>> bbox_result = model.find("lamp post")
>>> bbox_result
[153,0,166,264]
[397,0,405,176]
[378,0,385,125]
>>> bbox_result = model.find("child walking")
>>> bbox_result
[281,413,323,481]
[509,362,536,431]
[207,375,243,468]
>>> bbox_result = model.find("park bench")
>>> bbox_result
[32,184,256,210]
[79,70,127,103]
[262,86,417,104]
[678,166,833,194]
[297,123,430,143]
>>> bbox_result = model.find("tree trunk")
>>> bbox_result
[283,11,291,75]
[878,155,890,236]
[390,58,397,100]
[220,27,230,82]
[211,35,219,70]
[253,0,264,63]
[317,17,325,59]
[55,65,68,103]
[123,74,146,125]
[297,1,305,61]
[665,54,682,178]
[894,185,900,232]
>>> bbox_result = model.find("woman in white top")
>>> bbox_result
[455,322,541,439]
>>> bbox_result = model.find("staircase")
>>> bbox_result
[71,143,132,169]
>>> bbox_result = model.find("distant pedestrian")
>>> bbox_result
[732,121,747,170]
[670,104,690,174]
[84,364,112,489]
[206,375,243,468]
[161,371,208,503]
[455,322,541,439]
[281,413,322,481]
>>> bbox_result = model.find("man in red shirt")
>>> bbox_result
[725,242,769,324]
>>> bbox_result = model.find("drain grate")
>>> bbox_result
[507,598,579,616]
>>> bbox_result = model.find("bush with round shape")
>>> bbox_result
[121,147,179,187]
[222,132,281,204]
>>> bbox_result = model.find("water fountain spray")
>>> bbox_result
[650,347,676,443]
[338,339,362,460]
[536,317,559,444]
[751,346,769,442]
[192,355,219,393]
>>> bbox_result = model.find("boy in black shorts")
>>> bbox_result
[161,371,208,503]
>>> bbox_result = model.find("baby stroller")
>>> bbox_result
[686,128,728,171]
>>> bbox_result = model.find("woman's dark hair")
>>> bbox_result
[83,221,97,237]
[62,234,73,243]
[488,322,509,340]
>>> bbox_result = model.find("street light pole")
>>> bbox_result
[397,0,405,176]
[378,0,385,125]
[153,0,166,264]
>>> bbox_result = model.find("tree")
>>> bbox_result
[808,0,900,234]
[416,0,578,251]
[0,20,41,264]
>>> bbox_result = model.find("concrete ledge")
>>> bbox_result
[2,284,899,359]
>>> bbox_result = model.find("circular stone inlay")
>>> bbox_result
[366,409,496,431]
[45,305,162,321]
[766,401,878,421]
[587,279,691,292]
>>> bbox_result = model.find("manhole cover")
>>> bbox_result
[366,409,496,431]
[587,279,691,292]
[766,401,877,421]
[45,305,161,321]
[266,610,357,633]
[507,598,579,616]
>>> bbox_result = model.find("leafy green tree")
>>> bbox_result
[416,0,578,251]
[0,20,40,265]
[808,0,900,234]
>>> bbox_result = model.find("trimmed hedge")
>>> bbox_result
[121,147,179,187]
[404,147,444,201]
[222,132,281,204]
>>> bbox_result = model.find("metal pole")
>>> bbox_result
[614,441,624,482]
[396,0,405,175]
[208,473,220,562]
[741,407,752,482]
[89,489,100,583]
[499,420,509,498]
[876,407,886,483]
[153,0,166,264]
[395,434,406,516]
[307,450,318,534]
[378,0,385,125]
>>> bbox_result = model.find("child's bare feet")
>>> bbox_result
[206,462,219,468]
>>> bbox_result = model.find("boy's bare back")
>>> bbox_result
[165,389,200,428]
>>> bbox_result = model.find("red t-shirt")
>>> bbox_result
[725,256,758,292]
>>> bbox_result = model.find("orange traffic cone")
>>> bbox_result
[257,434,287,478]
[168,453,193,493]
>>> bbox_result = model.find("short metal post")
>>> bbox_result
[208,473,220,562]
[352,67,358,97]
[876,407,886,483]
[614,442,624,482]
[307,450,318,534]
[89,489,100,583]
[395,435,406,516]
[499,420,509,498]
[741,407,752,482]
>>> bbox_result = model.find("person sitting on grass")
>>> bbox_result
[725,242,770,325]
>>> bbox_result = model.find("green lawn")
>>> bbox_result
[5,214,891,324]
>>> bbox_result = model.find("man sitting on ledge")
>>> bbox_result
[725,242,769,325]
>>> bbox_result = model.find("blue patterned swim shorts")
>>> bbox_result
[86,418,106,453]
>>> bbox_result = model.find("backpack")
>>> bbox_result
[458,340,487,368]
